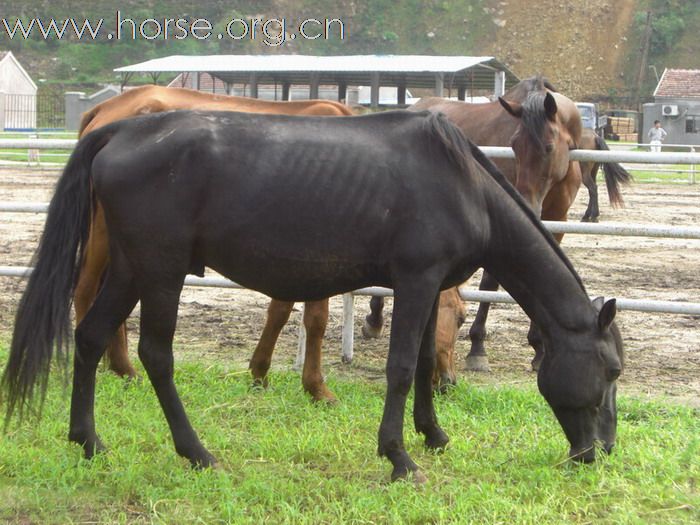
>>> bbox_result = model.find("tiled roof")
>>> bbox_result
[654,68,700,98]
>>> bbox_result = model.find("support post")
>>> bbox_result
[309,73,320,100]
[434,73,444,97]
[398,84,407,106]
[341,294,355,364]
[494,71,506,97]
[370,72,380,108]
[249,73,258,99]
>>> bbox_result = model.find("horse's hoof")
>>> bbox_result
[341,354,353,365]
[362,320,383,339]
[391,465,426,484]
[190,452,218,470]
[250,377,269,391]
[82,438,106,459]
[309,385,338,405]
[424,428,449,451]
[412,470,428,485]
[465,355,491,372]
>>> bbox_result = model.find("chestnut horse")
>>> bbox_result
[578,128,632,222]
[365,77,583,374]
[75,85,352,402]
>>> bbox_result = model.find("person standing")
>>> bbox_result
[647,120,667,153]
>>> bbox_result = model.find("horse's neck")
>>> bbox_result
[458,104,516,146]
[483,189,593,334]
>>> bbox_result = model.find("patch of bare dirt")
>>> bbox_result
[485,0,637,99]
[0,167,698,407]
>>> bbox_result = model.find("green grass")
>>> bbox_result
[0,351,697,524]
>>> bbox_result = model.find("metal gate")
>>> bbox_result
[3,93,65,130]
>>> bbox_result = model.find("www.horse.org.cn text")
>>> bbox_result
[0,13,346,47]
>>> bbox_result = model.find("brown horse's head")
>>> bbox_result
[498,90,576,216]
[433,288,466,393]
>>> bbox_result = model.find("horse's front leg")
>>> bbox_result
[300,299,336,403]
[378,280,441,483]
[362,296,385,338]
[466,271,499,372]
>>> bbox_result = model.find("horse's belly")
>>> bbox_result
[203,244,386,302]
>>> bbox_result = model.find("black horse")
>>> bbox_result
[1,110,623,482]
[579,128,633,222]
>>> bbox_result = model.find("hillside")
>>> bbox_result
[1,0,699,104]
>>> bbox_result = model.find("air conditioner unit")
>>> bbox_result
[662,104,679,116]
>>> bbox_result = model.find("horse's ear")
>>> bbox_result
[544,92,558,121]
[594,298,617,332]
[498,97,522,118]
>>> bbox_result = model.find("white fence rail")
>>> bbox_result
[2,139,700,164]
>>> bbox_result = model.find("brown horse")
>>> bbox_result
[578,128,632,222]
[75,85,352,402]
[365,76,583,374]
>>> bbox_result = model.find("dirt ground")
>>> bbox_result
[0,166,698,407]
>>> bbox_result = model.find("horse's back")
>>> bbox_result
[79,85,353,136]
[89,110,488,299]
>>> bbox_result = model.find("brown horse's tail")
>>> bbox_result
[1,129,109,424]
[78,105,100,136]
[595,135,633,208]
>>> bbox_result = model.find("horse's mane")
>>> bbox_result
[520,91,551,154]
[424,112,586,294]
[505,75,557,101]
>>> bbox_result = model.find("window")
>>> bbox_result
[686,117,700,133]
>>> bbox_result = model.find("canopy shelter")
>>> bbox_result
[114,54,519,107]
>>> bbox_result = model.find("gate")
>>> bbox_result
[2,93,65,130]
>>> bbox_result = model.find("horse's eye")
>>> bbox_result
[545,144,554,154]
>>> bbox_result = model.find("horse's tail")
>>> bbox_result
[1,129,109,423]
[595,134,633,208]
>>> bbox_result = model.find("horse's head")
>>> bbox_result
[432,288,466,393]
[498,91,576,216]
[536,298,623,462]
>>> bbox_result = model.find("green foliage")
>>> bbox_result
[635,0,699,57]
[0,350,698,524]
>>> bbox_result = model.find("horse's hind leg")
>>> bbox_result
[301,299,336,403]
[362,296,385,338]
[249,299,294,388]
[70,254,138,459]
[466,272,499,372]
[74,204,136,378]
[138,282,215,468]
[580,163,600,223]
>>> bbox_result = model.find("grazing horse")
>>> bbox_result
[75,84,352,402]
[579,128,633,222]
[2,110,623,481]
[365,76,583,374]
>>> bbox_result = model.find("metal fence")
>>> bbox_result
[2,93,65,131]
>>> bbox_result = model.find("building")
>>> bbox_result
[116,54,518,108]
[0,51,38,130]
[64,85,121,131]
[643,68,700,146]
